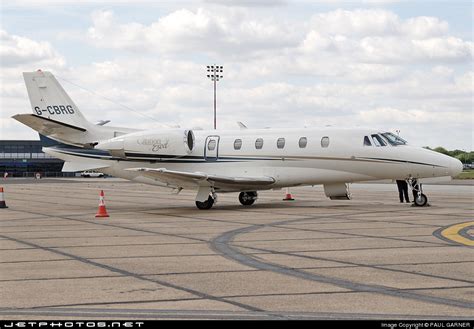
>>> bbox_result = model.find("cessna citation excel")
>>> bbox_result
[13,70,462,209]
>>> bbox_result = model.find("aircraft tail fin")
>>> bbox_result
[15,70,140,147]
[23,70,90,129]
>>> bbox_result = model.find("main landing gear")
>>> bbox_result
[195,191,259,209]
[239,191,258,206]
[195,192,217,210]
[408,179,428,207]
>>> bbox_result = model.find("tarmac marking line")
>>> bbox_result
[435,221,474,247]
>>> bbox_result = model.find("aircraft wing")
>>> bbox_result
[126,167,275,189]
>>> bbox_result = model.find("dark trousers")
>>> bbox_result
[396,180,410,202]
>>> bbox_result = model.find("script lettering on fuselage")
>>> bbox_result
[34,105,75,116]
[137,138,169,152]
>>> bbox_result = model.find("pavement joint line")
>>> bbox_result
[235,243,474,286]
[3,208,210,244]
[3,182,473,317]
[0,269,264,283]
[5,206,410,247]
[3,256,470,268]
[0,233,267,314]
[19,284,474,311]
[2,307,471,320]
[270,223,452,247]
[210,222,474,310]
[0,243,453,258]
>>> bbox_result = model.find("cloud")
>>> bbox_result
[301,9,473,64]
[203,0,288,7]
[0,30,65,67]
[86,8,299,57]
[1,6,472,150]
[0,29,67,139]
[84,7,473,66]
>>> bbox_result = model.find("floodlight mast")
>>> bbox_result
[206,65,223,130]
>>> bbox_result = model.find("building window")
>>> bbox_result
[299,137,307,148]
[255,138,264,149]
[234,139,242,150]
[321,136,330,148]
[277,138,285,149]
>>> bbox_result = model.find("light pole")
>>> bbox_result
[206,65,223,130]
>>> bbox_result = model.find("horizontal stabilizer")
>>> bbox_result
[13,113,86,132]
[12,114,89,146]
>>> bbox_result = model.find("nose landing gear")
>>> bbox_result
[408,179,429,207]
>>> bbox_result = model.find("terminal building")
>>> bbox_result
[0,140,71,177]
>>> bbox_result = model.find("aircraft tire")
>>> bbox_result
[414,193,428,207]
[239,191,257,206]
[195,195,215,210]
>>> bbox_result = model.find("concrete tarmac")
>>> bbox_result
[0,178,472,320]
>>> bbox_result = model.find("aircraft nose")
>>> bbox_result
[450,157,463,178]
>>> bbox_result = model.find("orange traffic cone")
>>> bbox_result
[0,187,7,208]
[282,187,295,201]
[95,190,109,218]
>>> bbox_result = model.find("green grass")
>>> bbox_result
[456,170,474,179]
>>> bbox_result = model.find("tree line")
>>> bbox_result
[424,147,474,164]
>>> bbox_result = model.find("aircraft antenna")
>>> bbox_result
[56,75,162,124]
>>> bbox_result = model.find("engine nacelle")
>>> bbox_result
[324,183,352,200]
[96,129,195,158]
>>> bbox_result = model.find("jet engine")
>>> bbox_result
[323,183,352,200]
[95,129,195,158]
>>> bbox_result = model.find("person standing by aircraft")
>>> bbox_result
[396,180,410,203]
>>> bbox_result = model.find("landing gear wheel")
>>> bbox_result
[195,195,215,210]
[414,193,428,207]
[239,191,257,206]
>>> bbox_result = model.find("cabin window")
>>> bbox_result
[363,136,372,146]
[299,137,307,148]
[277,138,285,149]
[234,139,242,150]
[255,138,264,149]
[371,134,386,147]
[321,136,330,148]
[207,139,216,151]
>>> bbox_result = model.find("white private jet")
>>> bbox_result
[13,70,462,209]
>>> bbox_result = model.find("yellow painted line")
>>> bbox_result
[440,221,474,247]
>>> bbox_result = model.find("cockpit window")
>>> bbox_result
[363,136,372,146]
[381,132,407,146]
[371,134,386,147]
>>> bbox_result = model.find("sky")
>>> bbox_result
[0,0,473,150]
